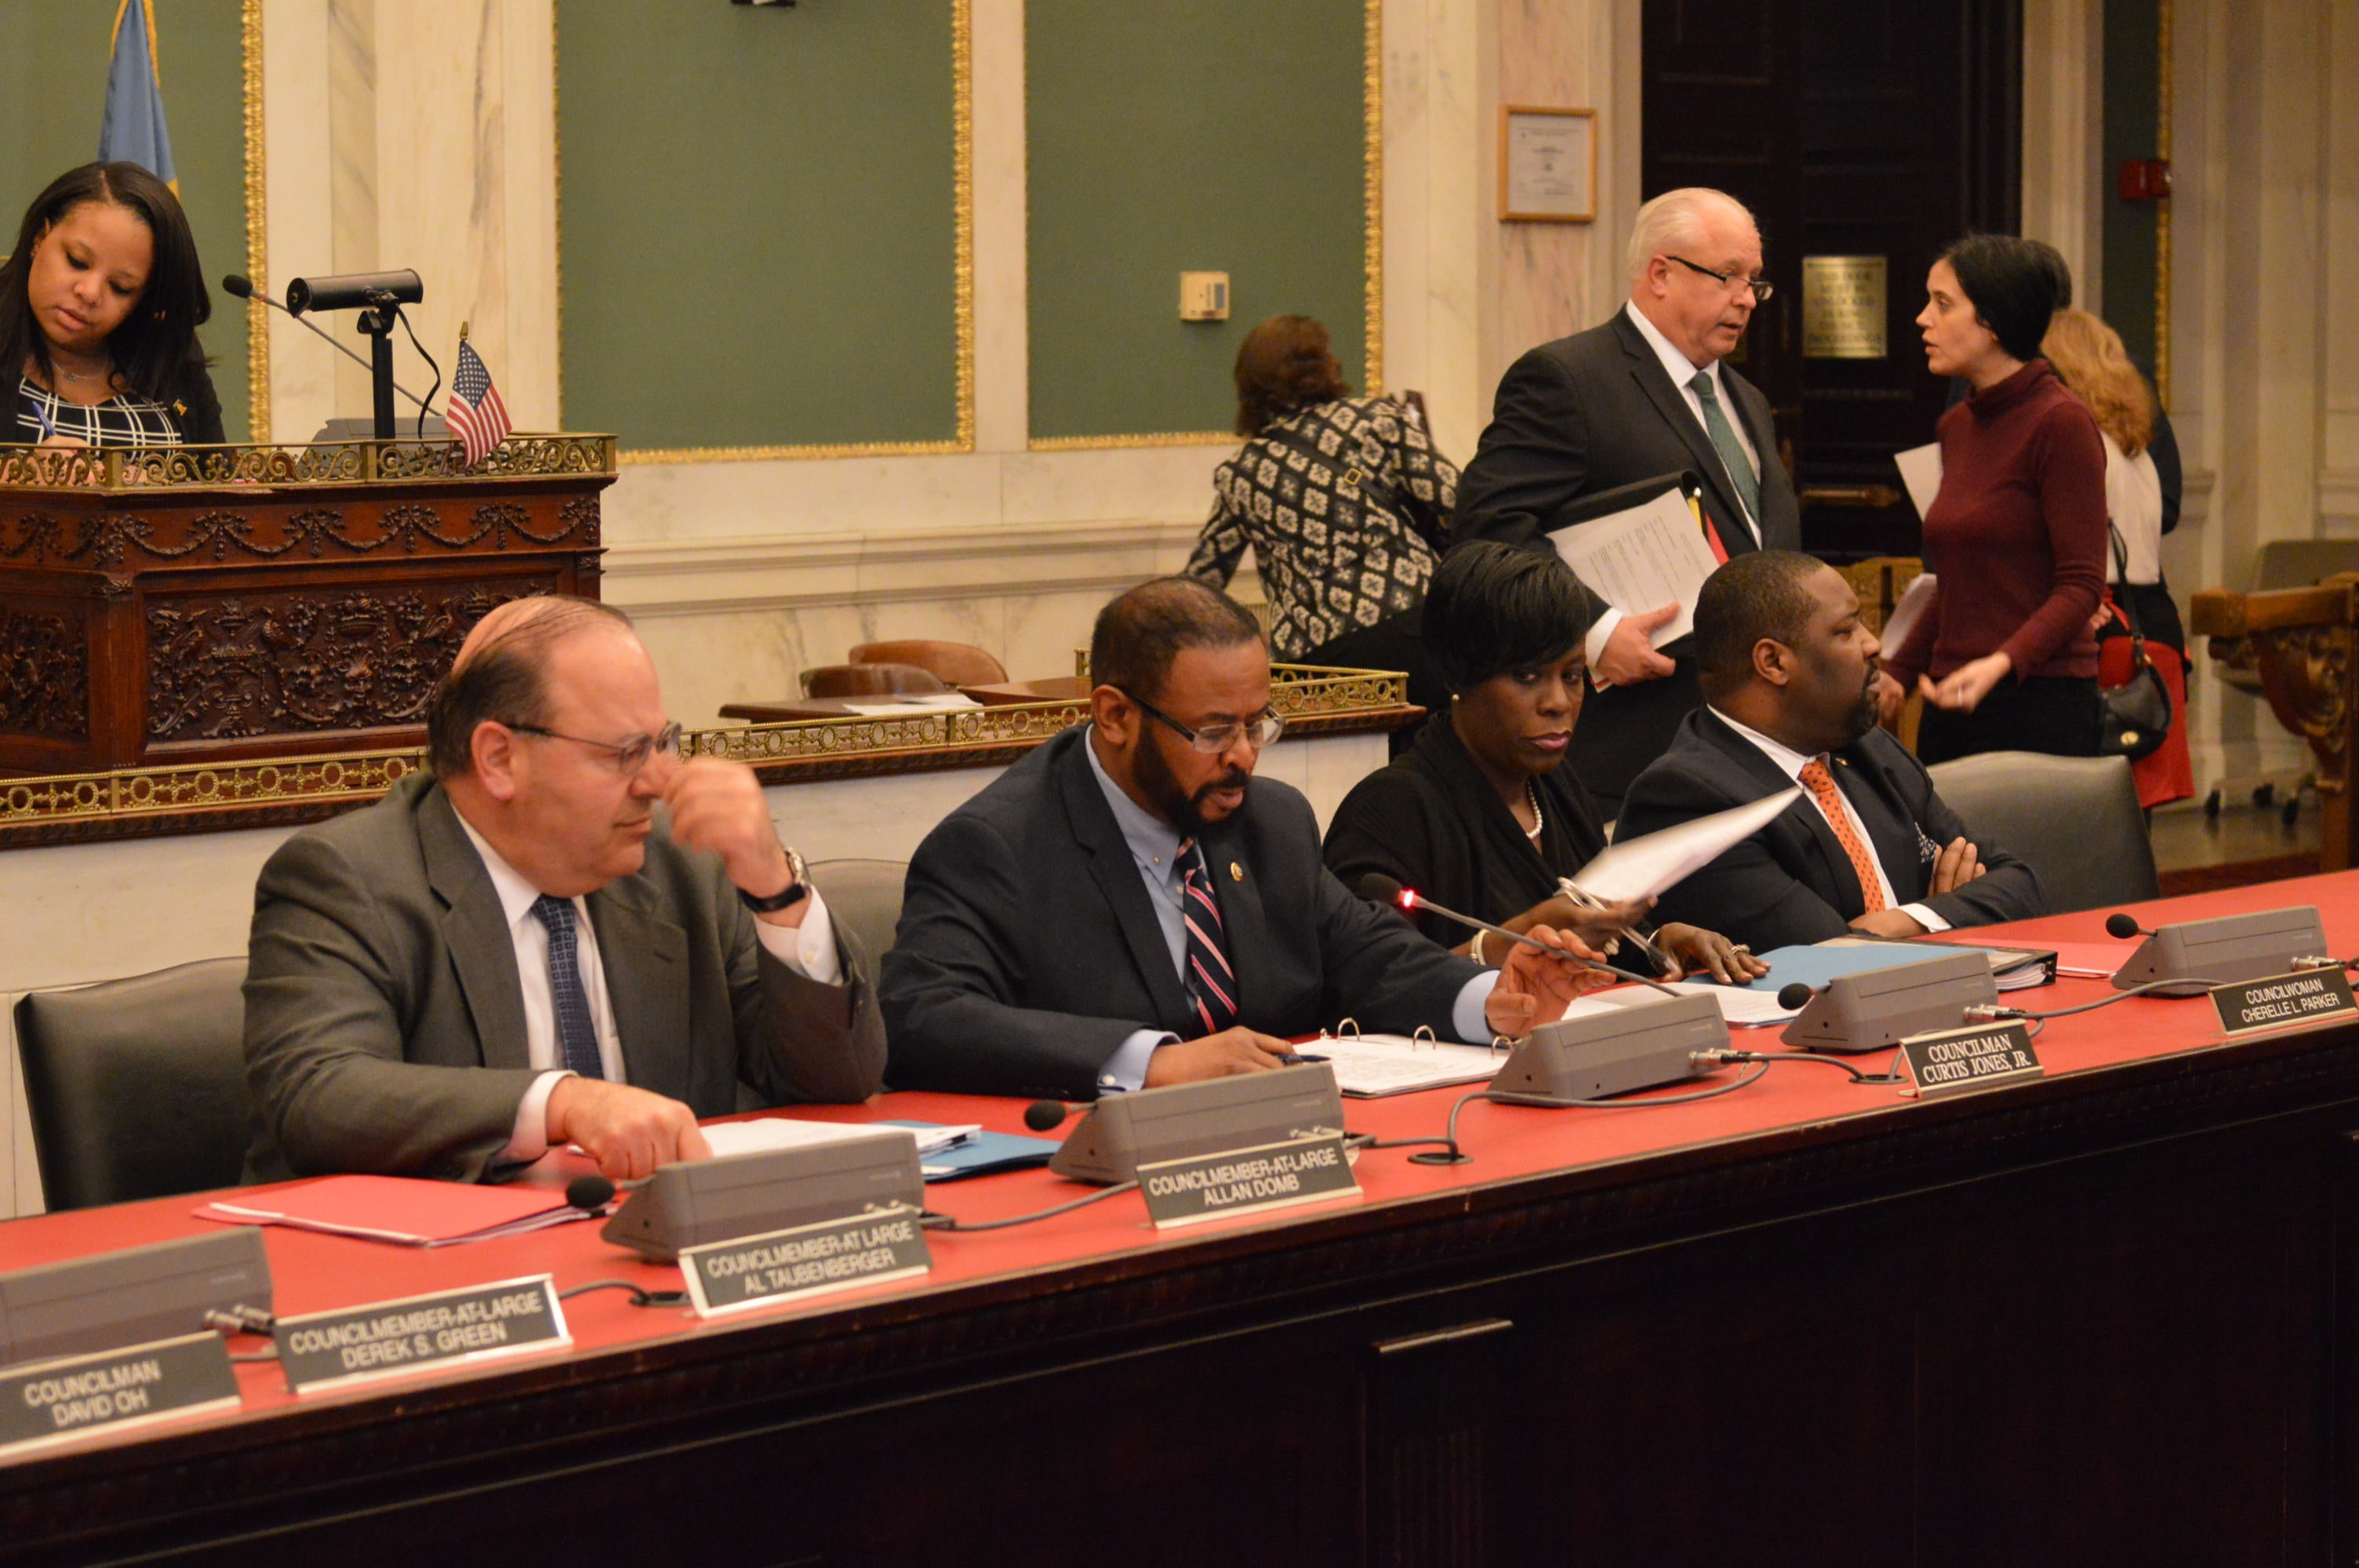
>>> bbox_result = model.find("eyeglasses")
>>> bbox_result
[507,719,684,775]
[1665,254,1775,303]
[1118,689,1286,753]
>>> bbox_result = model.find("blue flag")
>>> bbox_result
[99,0,177,191]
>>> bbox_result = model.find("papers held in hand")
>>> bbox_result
[1879,572,1938,653]
[1544,470,1719,650]
[1566,786,1802,906]
[1892,441,1943,520]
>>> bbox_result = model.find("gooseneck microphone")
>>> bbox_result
[224,274,441,416]
[1023,1100,1081,1133]
[565,1174,660,1212]
[2106,912,2155,940]
[1357,874,1680,997]
[1776,982,1819,1011]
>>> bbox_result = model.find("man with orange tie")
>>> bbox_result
[1456,187,1803,815]
[1617,551,2043,952]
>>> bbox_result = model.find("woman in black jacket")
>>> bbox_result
[3,162,223,450]
[1324,542,1765,982]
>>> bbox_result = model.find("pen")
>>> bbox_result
[1557,878,1674,976]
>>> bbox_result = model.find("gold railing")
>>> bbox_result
[0,434,616,490]
[0,665,1412,838]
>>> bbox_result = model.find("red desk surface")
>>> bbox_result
[4,869,2352,1461]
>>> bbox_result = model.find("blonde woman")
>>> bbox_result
[2042,307,2192,805]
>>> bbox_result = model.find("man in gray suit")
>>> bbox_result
[1456,187,1804,812]
[242,596,885,1184]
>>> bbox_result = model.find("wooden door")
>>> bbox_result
[1643,0,2023,561]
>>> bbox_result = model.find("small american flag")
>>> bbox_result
[447,338,511,467]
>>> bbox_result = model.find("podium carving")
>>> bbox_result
[2191,576,2359,869]
[0,437,614,777]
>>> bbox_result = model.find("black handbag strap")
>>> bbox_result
[2105,524,2154,669]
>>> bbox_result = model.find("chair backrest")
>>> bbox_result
[1923,751,2158,916]
[806,858,910,966]
[2255,539,2359,590]
[13,956,250,1211]
[800,662,949,699]
[850,640,1009,686]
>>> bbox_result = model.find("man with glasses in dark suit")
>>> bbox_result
[881,577,1601,1101]
[1456,186,1804,814]
[242,595,885,1184]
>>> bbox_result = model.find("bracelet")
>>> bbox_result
[1475,928,1493,967]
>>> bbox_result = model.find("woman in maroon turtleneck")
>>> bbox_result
[1884,234,2109,764]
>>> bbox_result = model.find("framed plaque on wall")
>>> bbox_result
[1499,106,1597,223]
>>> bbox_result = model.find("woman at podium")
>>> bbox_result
[1321,542,1765,983]
[1886,234,2108,762]
[2,162,224,449]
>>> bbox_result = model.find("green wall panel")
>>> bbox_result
[0,0,254,442]
[2101,0,2161,377]
[1027,0,1370,442]
[558,0,964,455]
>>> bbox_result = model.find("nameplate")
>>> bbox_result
[681,1203,932,1318]
[274,1275,569,1395]
[2210,967,2359,1037]
[0,1333,239,1457]
[1137,1132,1360,1229]
[1896,1021,2043,1099]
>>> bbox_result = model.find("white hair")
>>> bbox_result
[1624,188,1759,286]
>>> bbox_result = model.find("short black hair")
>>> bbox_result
[1422,542,1598,693]
[425,596,634,778]
[1090,577,1265,702]
[1693,550,1826,699]
[1941,233,2061,362]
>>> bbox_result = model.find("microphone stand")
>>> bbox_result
[225,275,440,417]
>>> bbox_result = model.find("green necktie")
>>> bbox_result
[1689,369,1761,534]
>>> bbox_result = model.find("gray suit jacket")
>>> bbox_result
[242,772,886,1182]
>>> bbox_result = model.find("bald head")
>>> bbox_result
[427,595,634,777]
[1625,188,1758,288]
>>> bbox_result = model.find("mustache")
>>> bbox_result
[1192,769,1251,800]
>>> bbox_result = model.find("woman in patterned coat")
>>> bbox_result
[1185,316,1457,722]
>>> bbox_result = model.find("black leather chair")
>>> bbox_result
[807,858,910,964]
[1924,751,2159,916]
[13,956,250,1211]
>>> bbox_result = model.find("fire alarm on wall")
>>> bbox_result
[1180,272,1230,321]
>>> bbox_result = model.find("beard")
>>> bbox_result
[1136,732,1252,834]
[1841,670,1881,744]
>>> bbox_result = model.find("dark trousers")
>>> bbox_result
[1916,675,2100,765]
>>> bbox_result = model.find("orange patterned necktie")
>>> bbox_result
[1798,757,1888,913]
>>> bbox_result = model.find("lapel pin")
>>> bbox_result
[1230,862,1244,882]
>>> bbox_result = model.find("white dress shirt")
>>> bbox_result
[1707,709,1950,935]
[453,815,841,1162]
[1082,732,1498,1091]
[1585,304,1765,684]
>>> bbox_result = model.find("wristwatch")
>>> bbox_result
[738,846,810,914]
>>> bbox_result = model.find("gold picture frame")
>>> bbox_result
[1499,106,1597,223]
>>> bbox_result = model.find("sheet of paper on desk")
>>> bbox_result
[1569,786,1802,903]
[1310,1034,1508,1097]
[1547,486,1721,647]
[702,1118,982,1159]
[838,694,984,716]
[1894,441,1943,519]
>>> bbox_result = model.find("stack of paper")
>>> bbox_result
[1548,485,1721,648]
[701,1117,980,1159]
[1569,787,1803,904]
[1307,1034,1510,1098]
[194,1176,591,1247]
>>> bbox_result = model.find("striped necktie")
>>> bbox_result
[1797,759,1888,914]
[530,894,607,1079]
[1175,838,1239,1037]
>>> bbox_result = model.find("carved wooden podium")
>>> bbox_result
[0,437,614,777]
[2191,576,2359,869]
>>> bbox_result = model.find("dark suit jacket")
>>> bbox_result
[880,726,1485,1099]
[1456,310,1805,807]
[1616,709,2045,951]
[242,772,887,1182]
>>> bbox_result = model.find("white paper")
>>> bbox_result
[1547,487,1721,648]
[1309,1033,1507,1098]
[1879,572,1938,652]
[700,1118,978,1159]
[837,694,983,716]
[1568,786,1802,905]
[1893,442,1943,521]
[1641,980,1797,1026]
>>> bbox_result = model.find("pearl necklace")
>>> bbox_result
[1523,781,1544,841]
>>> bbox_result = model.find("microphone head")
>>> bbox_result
[220,273,254,299]
[565,1174,617,1212]
[1023,1100,1071,1133]
[1776,982,1819,1011]
[1355,873,1412,909]
[2105,912,2144,940]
